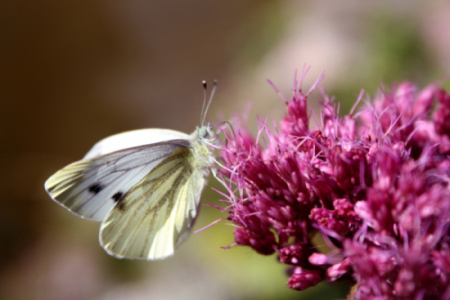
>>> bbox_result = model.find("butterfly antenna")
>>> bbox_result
[200,80,207,125]
[202,80,217,126]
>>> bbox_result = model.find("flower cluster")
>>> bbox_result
[216,70,450,299]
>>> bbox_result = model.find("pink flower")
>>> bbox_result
[215,69,450,299]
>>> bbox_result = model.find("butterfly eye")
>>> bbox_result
[198,127,210,139]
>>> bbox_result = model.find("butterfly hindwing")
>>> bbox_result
[100,147,206,259]
[45,140,190,221]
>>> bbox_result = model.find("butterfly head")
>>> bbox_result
[196,124,215,142]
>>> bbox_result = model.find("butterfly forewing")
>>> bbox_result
[45,141,190,221]
[100,147,205,259]
[84,128,191,159]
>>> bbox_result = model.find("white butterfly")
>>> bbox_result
[45,81,217,260]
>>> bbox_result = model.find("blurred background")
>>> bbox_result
[1,1,450,299]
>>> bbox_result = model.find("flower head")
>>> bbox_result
[216,69,450,299]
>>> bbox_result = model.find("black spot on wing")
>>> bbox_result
[112,191,126,211]
[88,183,103,194]
[112,191,124,202]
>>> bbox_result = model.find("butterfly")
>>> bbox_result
[45,81,217,260]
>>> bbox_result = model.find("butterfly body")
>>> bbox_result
[45,125,216,260]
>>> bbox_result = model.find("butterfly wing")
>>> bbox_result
[45,139,190,221]
[99,147,206,260]
[84,128,191,159]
